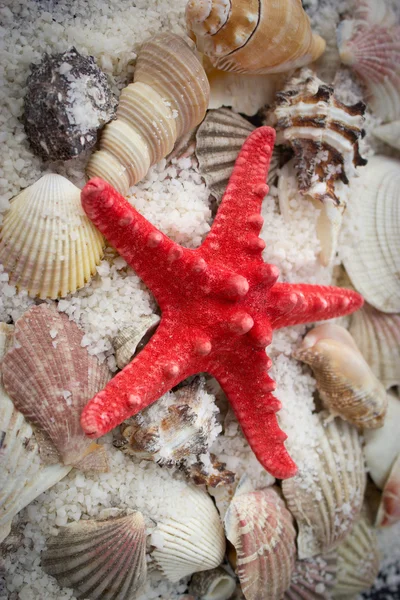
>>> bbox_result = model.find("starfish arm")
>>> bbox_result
[80,321,197,438]
[209,345,297,479]
[200,127,276,270]
[268,283,364,329]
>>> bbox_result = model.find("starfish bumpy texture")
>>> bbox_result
[80,127,363,479]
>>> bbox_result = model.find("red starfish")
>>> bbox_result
[80,126,363,479]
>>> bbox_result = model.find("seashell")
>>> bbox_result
[332,517,380,598]
[196,108,282,204]
[373,120,400,151]
[186,0,326,75]
[293,324,387,429]
[0,324,70,544]
[282,414,366,559]
[284,553,338,600]
[189,567,237,600]
[2,304,110,472]
[0,174,104,299]
[113,314,160,370]
[375,453,400,528]
[342,155,400,313]
[269,68,367,206]
[349,302,400,390]
[87,33,209,195]
[152,483,225,582]
[337,0,400,123]
[224,485,296,600]
[41,511,147,599]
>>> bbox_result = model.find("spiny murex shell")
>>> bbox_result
[0,174,104,299]
[41,511,147,599]
[349,302,400,390]
[282,414,366,559]
[113,313,160,370]
[151,483,226,582]
[284,552,338,600]
[189,567,236,600]
[269,68,367,205]
[293,323,387,429]
[224,483,296,600]
[2,304,110,471]
[186,0,326,75]
[0,323,70,544]
[342,155,400,313]
[87,33,209,196]
[332,516,380,598]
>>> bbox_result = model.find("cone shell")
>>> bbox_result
[375,453,400,528]
[343,155,400,313]
[349,303,400,390]
[284,553,338,600]
[224,486,296,600]
[152,484,225,582]
[0,174,104,299]
[294,324,387,429]
[2,304,110,471]
[373,120,400,151]
[186,0,326,75]
[87,34,209,195]
[113,314,160,370]
[282,415,366,559]
[189,567,237,600]
[41,511,147,599]
[332,517,380,598]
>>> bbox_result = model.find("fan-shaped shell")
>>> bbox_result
[87,33,209,196]
[189,567,237,600]
[342,155,400,313]
[0,174,104,299]
[186,0,326,75]
[224,486,296,600]
[284,553,338,600]
[113,314,160,370]
[373,120,400,151]
[151,484,225,582]
[293,324,387,429]
[41,511,147,599]
[2,304,110,471]
[349,303,400,390]
[375,453,400,528]
[332,517,380,598]
[282,415,366,559]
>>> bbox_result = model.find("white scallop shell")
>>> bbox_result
[342,155,400,313]
[0,174,104,299]
[152,484,225,582]
[189,567,237,600]
[282,415,366,559]
[41,511,147,599]
[373,120,400,151]
[284,553,338,600]
[113,314,160,370]
[375,453,400,528]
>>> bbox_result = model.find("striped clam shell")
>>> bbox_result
[284,553,338,600]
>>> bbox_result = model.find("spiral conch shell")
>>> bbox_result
[87,33,209,196]
[186,0,326,74]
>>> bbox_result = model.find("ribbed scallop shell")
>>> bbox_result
[151,484,225,582]
[293,324,387,429]
[282,415,366,559]
[186,0,326,74]
[373,120,400,150]
[87,33,209,196]
[189,567,237,600]
[0,174,104,299]
[375,453,400,528]
[2,304,110,471]
[349,303,400,390]
[0,324,70,544]
[113,314,160,370]
[284,553,338,600]
[342,155,400,313]
[41,511,147,599]
[224,486,296,600]
[332,517,380,598]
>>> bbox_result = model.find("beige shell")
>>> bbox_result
[349,302,400,390]
[2,304,110,471]
[0,323,70,544]
[41,511,147,599]
[293,324,387,429]
[0,174,104,299]
[373,120,400,150]
[113,314,160,370]
[343,155,400,313]
[224,485,296,600]
[189,567,237,600]
[186,0,326,75]
[151,483,225,582]
[87,33,209,196]
[282,414,366,559]
[284,553,338,600]
[332,517,381,598]
[375,453,400,528]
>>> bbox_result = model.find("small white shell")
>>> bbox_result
[284,553,338,600]
[373,120,400,150]
[113,314,160,370]
[189,567,237,600]
[375,453,400,528]
[0,174,104,299]
[41,511,147,599]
